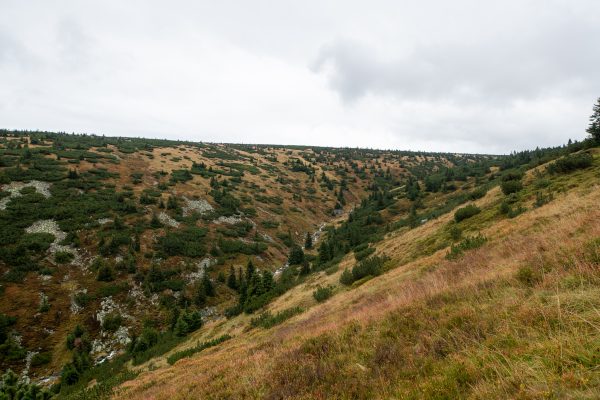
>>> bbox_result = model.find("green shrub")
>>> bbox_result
[30,352,51,366]
[516,265,541,286]
[446,234,487,260]
[340,269,354,286]
[20,233,54,253]
[0,370,50,397]
[173,309,202,337]
[468,187,487,200]
[96,264,115,282]
[166,334,232,365]
[288,245,304,265]
[351,255,388,282]
[501,180,523,195]
[218,238,267,255]
[454,205,481,223]
[501,170,524,182]
[170,169,193,183]
[129,329,186,366]
[548,152,593,174]
[98,282,129,298]
[261,221,280,229]
[313,285,334,302]
[74,292,92,308]
[354,246,375,261]
[157,227,208,257]
[55,251,74,264]
[500,201,526,218]
[102,313,122,332]
[250,307,303,329]
[449,225,462,241]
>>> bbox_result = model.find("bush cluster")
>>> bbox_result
[454,205,481,223]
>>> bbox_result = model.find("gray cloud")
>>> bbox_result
[312,20,600,104]
[0,0,599,153]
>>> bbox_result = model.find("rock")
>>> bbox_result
[213,215,243,224]
[158,212,180,228]
[0,180,52,209]
[182,197,213,216]
[24,219,83,265]
[186,257,216,282]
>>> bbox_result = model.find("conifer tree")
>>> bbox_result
[588,97,600,141]
[304,232,313,249]
[227,266,238,290]
[202,273,215,297]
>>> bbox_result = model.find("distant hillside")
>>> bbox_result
[0,129,510,397]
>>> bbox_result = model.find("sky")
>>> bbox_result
[0,0,599,154]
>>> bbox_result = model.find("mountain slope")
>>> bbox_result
[115,148,600,399]
[0,130,497,394]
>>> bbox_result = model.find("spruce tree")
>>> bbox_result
[261,270,274,292]
[167,196,178,210]
[299,260,311,275]
[202,273,215,297]
[288,245,304,265]
[245,259,255,281]
[227,266,238,290]
[304,232,313,249]
[587,97,600,141]
[174,315,189,337]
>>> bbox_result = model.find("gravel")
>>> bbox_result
[214,215,243,224]
[158,212,180,228]
[0,180,51,209]
[91,297,133,358]
[182,196,213,216]
[25,219,83,265]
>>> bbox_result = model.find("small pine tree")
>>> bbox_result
[202,273,215,297]
[261,270,274,292]
[194,286,206,306]
[227,266,238,290]
[408,205,419,228]
[174,315,189,337]
[245,259,255,281]
[167,196,178,210]
[96,264,115,282]
[339,268,354,285]
[132,234,141,252]
[299,260,311,275]
[150,213,162,228]
[288,245,304,265]
[304,232,313,250]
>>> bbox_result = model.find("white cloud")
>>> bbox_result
[0,0,598,153]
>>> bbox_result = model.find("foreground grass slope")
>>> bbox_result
[117,149,600,399]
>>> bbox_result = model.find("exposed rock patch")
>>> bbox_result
[158,212,180,228]
[0,180,51,209]
[186,257,215,282]
[25,219,83,265]
[182,197,213,216]
[214,215,243,224]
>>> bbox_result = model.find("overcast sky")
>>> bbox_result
[1,1,599,154]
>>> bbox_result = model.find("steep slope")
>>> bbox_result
[116,148,600,399]
[0,130,494,394]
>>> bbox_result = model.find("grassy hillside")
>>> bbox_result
[0,129,505,397]
[111,146,600,399]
